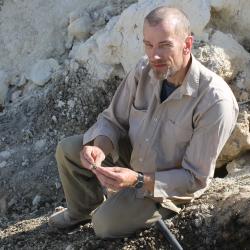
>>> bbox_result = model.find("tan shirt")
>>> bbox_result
[83,55,239,208]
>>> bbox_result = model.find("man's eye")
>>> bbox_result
[144,43,153,48]
[160,43,172,48]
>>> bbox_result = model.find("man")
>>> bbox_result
[49,6,239,238]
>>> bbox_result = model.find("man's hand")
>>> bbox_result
[80,145,105,170]
[94,166,138,191]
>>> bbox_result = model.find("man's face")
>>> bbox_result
[143,20,187,80]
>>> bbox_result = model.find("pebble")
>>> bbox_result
[65,245,74,250]
[8,197,16,207]
[55,206,64,212]
[194,218,203,228]
[239,91,248,102]
[34,139,46,151]
[21,159,29,167]
[32,195,42,206]
[67,100,75,109]
[209,204,214,210]
[0,196,7,214]
[0,150,11,159]
[57,100,65,108]
[0,161,7,168]
[11,90,22,103]
[52,115,57,123]
[70,60,79,72]
[17,74,27,87]
[0,70,8,105]
[55,181,61,189]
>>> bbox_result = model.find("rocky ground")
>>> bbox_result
[1,173,250,250]
[0,65,250,250]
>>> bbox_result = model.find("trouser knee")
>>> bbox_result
[92,210,121,238]
[55,135,80,168]
[91,188,165,239]
[55,140,65,166]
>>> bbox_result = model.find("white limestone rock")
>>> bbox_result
[17,74,27,87]
[68,13,92,40]
[34,139,47,151]
[32,195,42,206]
[210,0,250,41]
[70,17,122,79]
[210,31,250,88]
[0,70,8,106]
[194,44,233,81]
[0,150,12,159]
[0,161,7,169]
[217,111,250,167]
[29,59,59,86]
[226,161,241,175]
[11,90,22,103]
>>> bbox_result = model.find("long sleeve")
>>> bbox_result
[154,99,239,199]
[83,66,139,162]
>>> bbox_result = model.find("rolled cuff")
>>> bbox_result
[153,169,205,201]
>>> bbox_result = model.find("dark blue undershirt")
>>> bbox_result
[160,80,179,103]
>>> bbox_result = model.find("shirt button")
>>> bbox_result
[145,138,149,142]
[139,158,143,162]
[154,118,158,122]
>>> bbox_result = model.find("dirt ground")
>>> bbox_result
[0,66,250,250]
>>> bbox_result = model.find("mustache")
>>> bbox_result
[149,60,171,67]
[150,60,168,66]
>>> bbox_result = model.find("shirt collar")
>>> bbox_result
[180,54,200,98]
[148,54,200,99]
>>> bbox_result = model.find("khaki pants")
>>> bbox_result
[55,134,173,238]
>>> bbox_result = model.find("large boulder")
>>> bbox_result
[210,0,250,41]
[194,44,233,82]
[210,31,250,88]
[28,59,59,86]
[68,12,92,41]
[217,111,250,167]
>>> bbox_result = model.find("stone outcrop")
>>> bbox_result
[218,111,250,167]
[28,59,59,86]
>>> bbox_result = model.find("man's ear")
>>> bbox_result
[183,35,193,55]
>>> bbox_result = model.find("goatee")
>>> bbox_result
[153,68,170,80]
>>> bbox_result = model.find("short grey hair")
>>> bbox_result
[144,6,191,38]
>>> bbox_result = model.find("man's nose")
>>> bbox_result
[151,47,162,60]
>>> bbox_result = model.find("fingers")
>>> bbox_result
[94,171,119,190]
[80,150,93,170]
[81,145,105,168]
[96,166,121,180]
[82,146,95,165]
[94,153,105,166]
[80,145,104,170]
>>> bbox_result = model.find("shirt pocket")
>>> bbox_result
[166,119,193,145]
[129,103,147,146]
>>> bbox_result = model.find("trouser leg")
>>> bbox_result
[91,137,174,238]
[92,188,173,238]
[55,134,173,237]
[55,134,104,219]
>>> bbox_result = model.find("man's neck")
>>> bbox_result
[168,55,192,87]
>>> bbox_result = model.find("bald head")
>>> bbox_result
[144,6,191,39]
